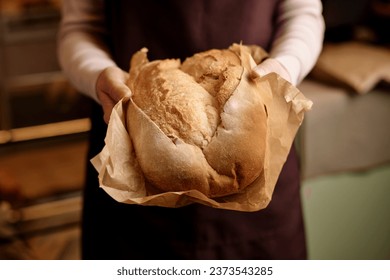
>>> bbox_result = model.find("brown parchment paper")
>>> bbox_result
[91,47,312,212]
[311,42,390,94]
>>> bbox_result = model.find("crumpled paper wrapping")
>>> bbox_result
[91,45,312,212]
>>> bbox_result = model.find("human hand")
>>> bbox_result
[252,58,292,84]
[96,66,132,123]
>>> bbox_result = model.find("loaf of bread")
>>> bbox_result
[126,44,268,198]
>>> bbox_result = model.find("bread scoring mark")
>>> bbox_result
[126,45,268,198]
[263,104,268,118]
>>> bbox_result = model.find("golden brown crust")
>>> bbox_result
[126,44,268,198]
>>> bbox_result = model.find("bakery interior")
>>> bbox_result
[0,0,389,260]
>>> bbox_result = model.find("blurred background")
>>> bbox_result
[0,0,389,260]
[0,0,88,259]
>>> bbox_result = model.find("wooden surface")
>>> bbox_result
[0,134,87,260]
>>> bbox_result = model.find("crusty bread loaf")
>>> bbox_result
[126,44,268,198]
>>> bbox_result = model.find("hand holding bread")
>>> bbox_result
[92,43,311,210]
[96,66,132,123]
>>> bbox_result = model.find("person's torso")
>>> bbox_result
[104,0,280,69]
[86,0,306,259]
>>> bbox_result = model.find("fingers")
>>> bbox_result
[98,91,117,124]
[96,66,132,123]
[97,66,132,102]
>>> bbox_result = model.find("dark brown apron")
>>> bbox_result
[82,0,307,260]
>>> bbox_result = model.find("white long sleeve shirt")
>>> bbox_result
[57,0,325,103]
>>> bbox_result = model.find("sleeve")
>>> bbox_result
[57,0,116,103]
[270,0,325,85]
